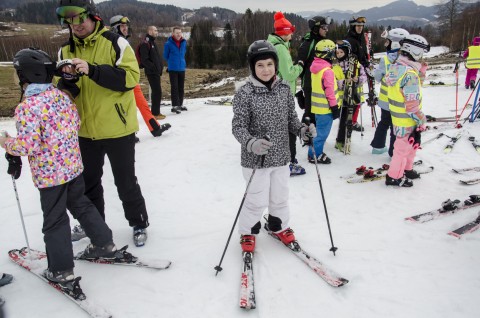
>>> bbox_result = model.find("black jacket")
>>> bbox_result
[345,28,369,67]
[139,34,163,76]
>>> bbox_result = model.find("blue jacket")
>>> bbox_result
[163,36,187,72]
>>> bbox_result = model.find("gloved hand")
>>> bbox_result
[416,124,427,132]
[5,153,22,180]
[331,105,340,120]
[247,138,273,156]
[300,123,317,142]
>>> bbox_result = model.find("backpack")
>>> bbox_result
[135,40,150,69]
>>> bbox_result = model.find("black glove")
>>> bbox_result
[331,106,340,120]
[295,90,305,110]
[5,153,22,180]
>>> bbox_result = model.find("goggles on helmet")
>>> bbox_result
[400,38,431,53]
[56,6,88,26]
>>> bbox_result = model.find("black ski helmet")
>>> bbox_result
[247,40,278,73]
[308,16,331,33]
[13,48,56,86]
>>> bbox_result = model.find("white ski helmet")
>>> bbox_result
[381,28,409,50]
[400,34,430,61]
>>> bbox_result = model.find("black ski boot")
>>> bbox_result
[441,199,460,211]
[385,175,413,187]
[404,169,421,179]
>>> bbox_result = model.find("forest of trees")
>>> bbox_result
[0,0,479,67]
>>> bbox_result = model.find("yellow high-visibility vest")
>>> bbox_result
[311,67,339,115]
[466,46,480,69]
[388,69,422,128]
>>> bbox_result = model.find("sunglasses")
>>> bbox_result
[56,6,88,25]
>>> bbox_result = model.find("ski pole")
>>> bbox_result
[11,176,32,260]
[214,136,270,275]
[305,118,337,256]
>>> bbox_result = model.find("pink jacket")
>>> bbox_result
[4,84,83,188]
[310,57,337,106]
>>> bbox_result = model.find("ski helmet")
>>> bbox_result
[109,15,131,38]
[381,28,410,50]
[56,0,100,26]
[314,39,336,60]
[336,40,352,56]
[308,16,331,33]
[247,40,278,73]
[349,16,366,26]
[13,48,56,86]
[399,34,430,61]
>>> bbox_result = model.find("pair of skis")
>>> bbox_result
[452,166,480,185]
[405,195,480,238]
[9,246,171,317]
[239,232,349,309]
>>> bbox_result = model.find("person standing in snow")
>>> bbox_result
[109,15,171,138]
[267,11,306,176]
[370,28,410,156]
[345,16,369,132]
[296,16,331,126]
[139,25,166,118]
[385,34,430,187]
[463,36,480,89]
[307,39,341,164]
[0,48,122,295]
[232,40,316,253]
[164,26,187,113]
[55,0,150,247]
[333,40,367,153]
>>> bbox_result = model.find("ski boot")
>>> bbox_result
[80,242,117,259]
[385,175,413,187]
[240,235,256,253]
[71,224,87,242]
[308,153,331,164]
[133,226,148,247]
[289,159,306,176]
[0,273,13,287]
[404,169,421,179]
[441,199,460,211]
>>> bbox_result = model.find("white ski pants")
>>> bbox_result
[238,165,291,235]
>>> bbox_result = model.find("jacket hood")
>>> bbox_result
[310,57,332,74]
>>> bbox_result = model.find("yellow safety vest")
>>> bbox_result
[378,56,391,105]
[388,69,422,128]
[466,46,480,69]
[332,64,344,107]
[311,67,339,115]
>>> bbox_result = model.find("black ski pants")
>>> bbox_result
[169,71,185,106]
[146,73,162,116]
[39,175,113,271]
[79,134,149,228]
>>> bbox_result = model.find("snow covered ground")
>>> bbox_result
[1,48,479,318]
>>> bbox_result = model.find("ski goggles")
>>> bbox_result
[400,38,431,52]
[56,6,89,25]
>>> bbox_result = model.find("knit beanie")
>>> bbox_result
[274,12,295,36]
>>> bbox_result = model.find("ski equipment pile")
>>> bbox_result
[239,252,255,309]
[405,195,480,223]
[9,247,112,318]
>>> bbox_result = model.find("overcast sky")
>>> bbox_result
[97,0,443,13]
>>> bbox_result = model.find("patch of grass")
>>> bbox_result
[0,65,20,117]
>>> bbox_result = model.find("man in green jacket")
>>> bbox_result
[55,0,149,247]
[267,12,305,176]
